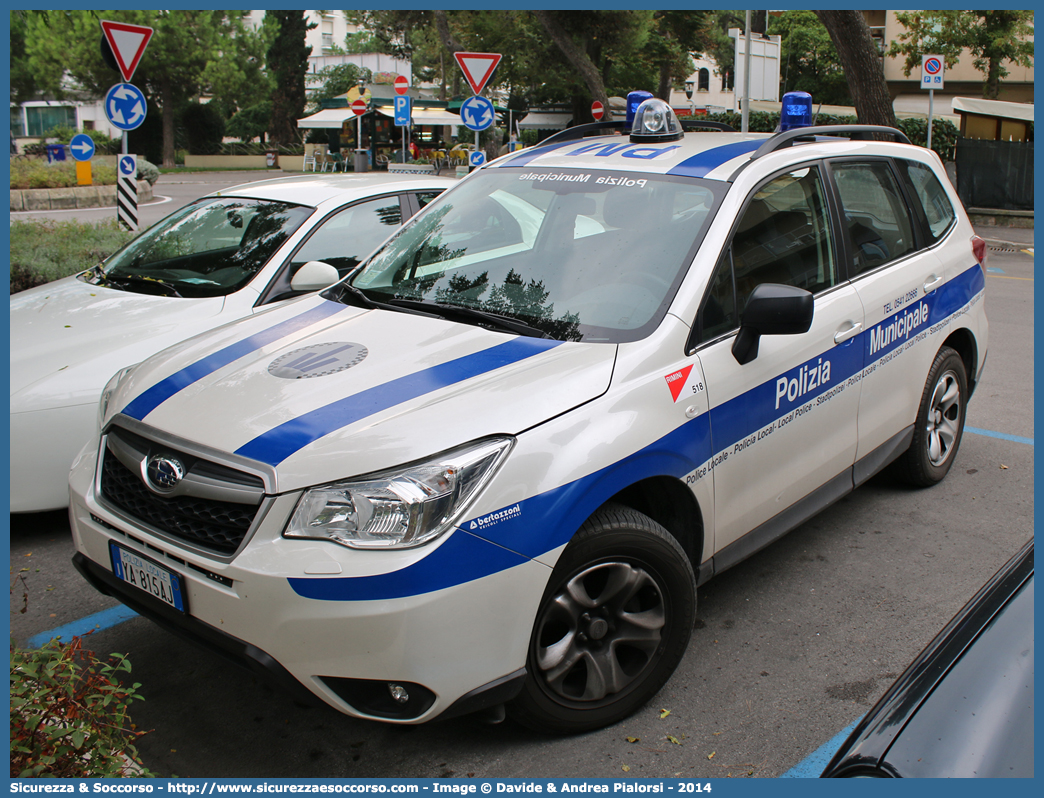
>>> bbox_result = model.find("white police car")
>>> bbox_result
[70,96,988,733]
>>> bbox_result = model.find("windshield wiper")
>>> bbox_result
[385,298,552,339]
[334,283,442,319]
[101,274,183,298]
[80,264,106,285]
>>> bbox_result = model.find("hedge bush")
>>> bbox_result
[41,125,122,155]
[10,219,133,293]
[701,111,959,162]
[10,158,160,189]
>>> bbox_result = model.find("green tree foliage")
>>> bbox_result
[266,10,315,146]
[180,102,226,154]
[226,102,273,143]
[345,10,711,121]
[9,11,40,106]
[21,10,263,166]
[308,64,373,111]
[887,11,1034,99]
[770,11,852,106]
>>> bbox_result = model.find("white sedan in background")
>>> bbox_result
[10,173,455,513]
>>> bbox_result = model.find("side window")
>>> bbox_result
[832,162,915,276]
[733,166,837,303]
[291,196,403,280]
[700,250,737,342]
[697,166,835,344]
[903,161,955,243]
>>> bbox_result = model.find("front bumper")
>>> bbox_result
[68,448,549,723]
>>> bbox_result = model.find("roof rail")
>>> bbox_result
[682,120,736,132]
[540,120,627,146]
[750,125,912,160]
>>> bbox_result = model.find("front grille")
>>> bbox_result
[100,438,263,556]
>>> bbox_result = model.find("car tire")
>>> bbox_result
[891,346,968,487]
[509,503,696,734]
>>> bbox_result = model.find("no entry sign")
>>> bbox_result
[351,98,367,116]
[591,101,604,121]
[394,75,409,95]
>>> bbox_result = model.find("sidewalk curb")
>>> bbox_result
[11,180,154,212]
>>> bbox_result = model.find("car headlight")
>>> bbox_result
[285,437,513,549]
[98,364,139,429]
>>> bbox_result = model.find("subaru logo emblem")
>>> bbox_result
[146,455,185,492]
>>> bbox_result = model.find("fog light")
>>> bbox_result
[388,683,410,704]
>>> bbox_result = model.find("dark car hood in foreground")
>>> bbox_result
[821,539,1034,778]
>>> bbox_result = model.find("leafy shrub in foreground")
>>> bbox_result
[10,636,153,777]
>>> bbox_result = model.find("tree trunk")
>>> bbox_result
[815,10,896,128]
[657,61,671,102]
[160,76,175,168]
[985,57,1001,99]
[532,10,610,117]
[432,10,462,53]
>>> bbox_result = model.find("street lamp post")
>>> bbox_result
[684,80,694,117]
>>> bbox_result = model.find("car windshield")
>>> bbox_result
[89,197,313,298]
[347,168,725,342]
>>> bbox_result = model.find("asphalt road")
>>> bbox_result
[7,193,1034,778]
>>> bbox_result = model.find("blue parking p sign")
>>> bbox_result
[394,95,411,127]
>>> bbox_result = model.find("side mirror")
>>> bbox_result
[290,260,340,293]
[732,283,814,365]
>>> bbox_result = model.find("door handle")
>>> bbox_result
[834,322,862,344]
[923,274,942,292]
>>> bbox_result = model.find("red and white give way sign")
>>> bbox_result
[591,101,604,121]
[351,98,367,116]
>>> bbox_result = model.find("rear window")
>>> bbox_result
[904,161,956,244]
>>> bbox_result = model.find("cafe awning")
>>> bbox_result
[518,112,572,130]
[297,108,358,129]
[374,107,464,126]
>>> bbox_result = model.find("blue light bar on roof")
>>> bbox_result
[780,91,813,131]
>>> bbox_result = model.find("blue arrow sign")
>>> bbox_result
[105,83,147,131]
[394,95,412,127]
[468,150,486,168]
[118,154,137,179]
[460,95,494,132]
[69,133,96,161]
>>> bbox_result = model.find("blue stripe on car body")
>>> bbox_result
[235,337,563,465]
[285,264,984,602]
[501,139,762,179]
[122,300,348,421]
[666,140,763,178]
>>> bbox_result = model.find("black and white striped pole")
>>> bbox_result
[117,153,138,231]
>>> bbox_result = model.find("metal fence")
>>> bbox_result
[955,138,1034,211]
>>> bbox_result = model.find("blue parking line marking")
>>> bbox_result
[25,605,139,650]
[780,717,863,778]
[966,426,1034,446]
[987,267,1005,274]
